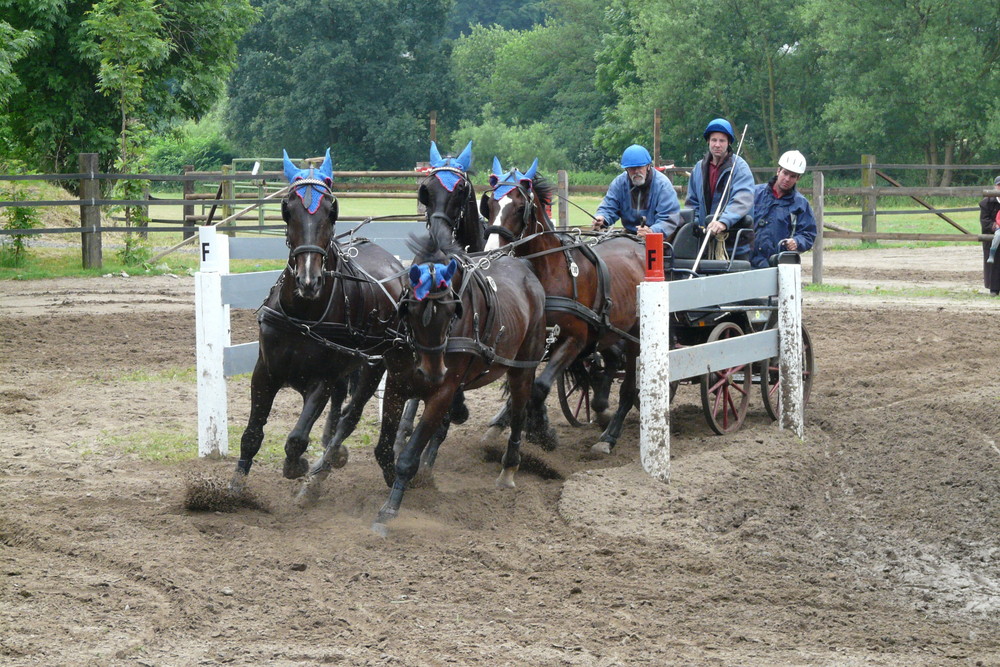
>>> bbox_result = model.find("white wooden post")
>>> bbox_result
[637,281,671,482]
[776,260,804,437]
[195,226,231,457]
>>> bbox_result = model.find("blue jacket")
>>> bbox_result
[751,180,817,269]
[596,168,681,236]
[685,152,755,257]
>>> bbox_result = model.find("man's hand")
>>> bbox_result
[636,226,651,237]
[591,215,606,231]
[707,220,727,236]
[782,238,799,251]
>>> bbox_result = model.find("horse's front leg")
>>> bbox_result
[231,360,281,491]
[296,365,384,506]
[393,398,421,459]
[282,378,334,480]
[496,367,532,488]
[592,339,639,455]
[374,389,453,535]
[525,339,585,450]
[411,412,452,488]
[373,378,409,489]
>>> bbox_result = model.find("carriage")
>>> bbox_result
[556,213,814,435]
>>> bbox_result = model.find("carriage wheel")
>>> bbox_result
[557,359,595,427]
[760,325,814,421]
[699,322,752,435]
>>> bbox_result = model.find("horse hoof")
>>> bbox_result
[330,446,349,469]
[590,441,612,456]
[481,425,506,444]
[528,426,559,452]
[283,456,310,480]
[450,401,470,425]
[294,476,324,507]
[371,521,390,538]
[495,469,517,489]
[228,472,248,494]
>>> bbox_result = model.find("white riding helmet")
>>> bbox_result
[778,150,807,174]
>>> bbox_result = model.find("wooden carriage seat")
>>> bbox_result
[667,209,752,277]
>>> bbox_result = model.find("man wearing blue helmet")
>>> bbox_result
[592,144,681,238]
[685,118,755,259]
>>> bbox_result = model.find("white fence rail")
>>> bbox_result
[194,223,422,457]
[637,261,804,482]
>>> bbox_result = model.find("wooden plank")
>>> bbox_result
[669,329,777,382]
[221,270,282,308]
[224,342,259,377]
[667,269,777,313]
[823,231,991,242]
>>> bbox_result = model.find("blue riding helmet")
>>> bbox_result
[620,145,652,169]
[703,118,735,142]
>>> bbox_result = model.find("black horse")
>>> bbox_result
[372,225,548,533]
[232,150,406,492]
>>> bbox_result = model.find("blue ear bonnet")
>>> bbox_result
[283,149,333,214]
[408,259,458,301]
[489,157,538,200]
[429,141,472,192]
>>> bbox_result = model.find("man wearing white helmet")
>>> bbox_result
[686,118,755,260]
[749,149,817,269]
[592,144,681,238]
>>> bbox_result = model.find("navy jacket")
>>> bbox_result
[750,179,817,269]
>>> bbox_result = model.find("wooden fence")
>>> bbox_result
[1,153,999,283]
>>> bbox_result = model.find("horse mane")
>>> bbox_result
[530,173,553,207]
[407,223,463,265]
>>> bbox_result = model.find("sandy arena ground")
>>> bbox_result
[1,244,998,666]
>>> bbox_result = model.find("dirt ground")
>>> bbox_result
[1,244,999,666]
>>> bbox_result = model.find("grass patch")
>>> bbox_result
[119,366,197,383]
[803,282,984,299]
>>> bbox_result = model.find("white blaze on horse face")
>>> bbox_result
[484,194,515,251]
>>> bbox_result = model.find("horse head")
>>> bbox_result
[281,149,338,299]
[482,157,548,251]
[401,226,464,384]
[419,141,484,253]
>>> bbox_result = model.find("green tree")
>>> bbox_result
[596,0,809,167]
[0,0,256,176]
[800,0,1000,182]
[226,0,453,170]
[451,105,571,172]
[448,0,545,37]
[0,20,35,107]
[83,0,170,265]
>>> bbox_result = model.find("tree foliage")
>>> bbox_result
[447,0,545,38]
[225,0,453,170]
[0,0,257,175]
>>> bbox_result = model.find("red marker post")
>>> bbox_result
[644,232,664,281]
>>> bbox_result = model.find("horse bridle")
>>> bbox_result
[401,266,465,355]
[425,167,473,233]
[487,175,539,243]
[285,177,337,263]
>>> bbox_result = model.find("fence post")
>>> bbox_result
[182,165,195,240]
[812,170,824,285]
[79,153,102,269]
[637,250,671,482]
[221,164,234,236]
[139,184,149,240]
[653,108,661,167]
[777,257,804,438]
[861,153,877,246]
[195,225,230,458]
[557,170,569,229]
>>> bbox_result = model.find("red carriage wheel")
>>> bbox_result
[760,324,814,421]
[699,321,751,435]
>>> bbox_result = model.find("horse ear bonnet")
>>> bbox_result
[429,141,470,192]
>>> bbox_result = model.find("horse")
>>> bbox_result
[231,149,407,494]
[482,158,646,455]
[371,224,548,533]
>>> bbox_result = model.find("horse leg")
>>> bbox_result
[282,378,333,479]
[373,379,408,489]
[411,412,451,488]
[318,377,350,452]
[592,340,639,455]
[481,398,512,443]
[592,343,624,427]
[497,368,531,488]
[231,361,281,491]
[525,341,583,450]
[374,390,453,534]
[393,398,421,459]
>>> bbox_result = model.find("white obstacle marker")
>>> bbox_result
[637,260,804,482]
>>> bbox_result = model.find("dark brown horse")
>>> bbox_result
[419,141,485,253]
[482,159,646,454]
[371,225,548,533]
[232,150,407,493]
